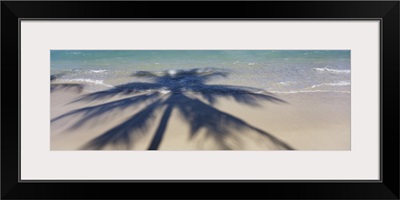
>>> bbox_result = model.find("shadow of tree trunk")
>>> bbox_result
[148,104,174,150]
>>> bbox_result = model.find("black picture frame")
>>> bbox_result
[2,1,399,199]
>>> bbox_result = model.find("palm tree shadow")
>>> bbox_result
[52,68,294,150]
[51,73,84,93]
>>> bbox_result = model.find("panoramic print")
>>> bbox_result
[50,50,351,150]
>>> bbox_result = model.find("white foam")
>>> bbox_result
[57,78,113,87]
[310,81,350,88]
[90,70,107,73]
[313,67,350,74]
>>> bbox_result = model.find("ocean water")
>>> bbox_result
[50,50,350,95]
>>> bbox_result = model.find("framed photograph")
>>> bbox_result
[2,1,399,199]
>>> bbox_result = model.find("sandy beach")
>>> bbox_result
[51,86,350,150]
[50,50,351,150]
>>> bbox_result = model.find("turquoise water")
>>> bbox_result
[50,50,351,94]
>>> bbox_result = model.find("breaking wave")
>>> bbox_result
[90,70,107,73]
[310,81,350,88]
[313,67,350,74]
[56,78,113,87]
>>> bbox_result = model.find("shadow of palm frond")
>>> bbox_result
[52,68,294,150]
[51,73,84,93]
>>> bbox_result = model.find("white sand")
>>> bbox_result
[51,87,350,150]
